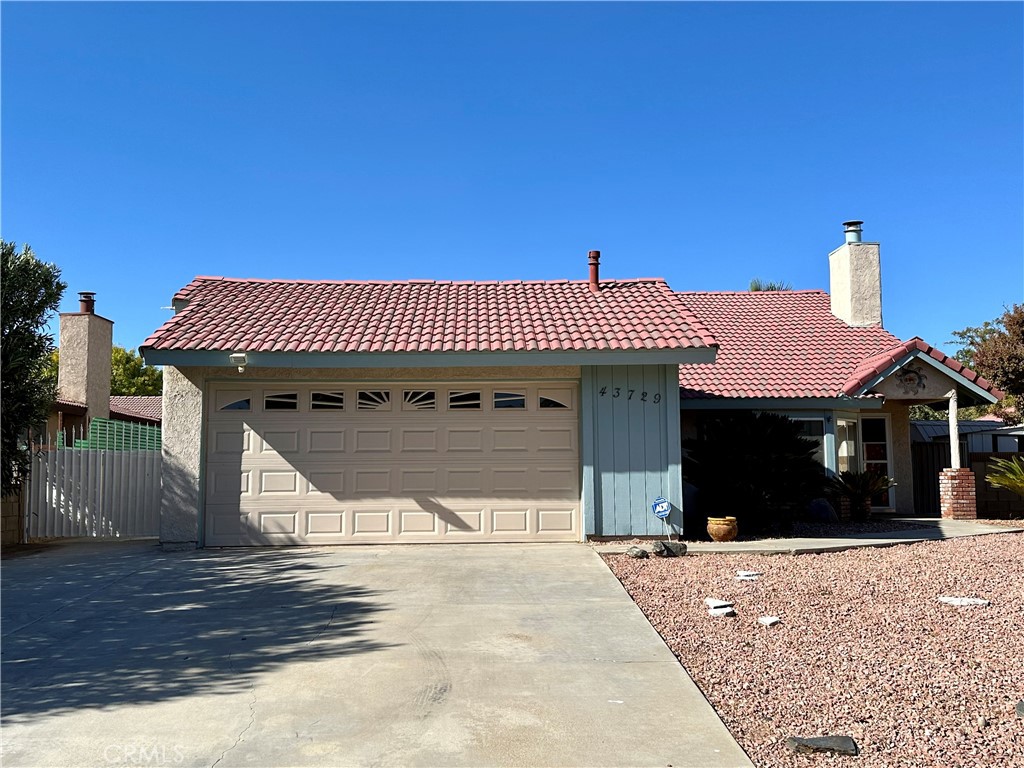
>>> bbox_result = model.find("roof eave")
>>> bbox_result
[141,346,719,369]
[846,347,1003,405]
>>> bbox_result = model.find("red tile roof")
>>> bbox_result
[842,337,1004,400]
[109,396,163,423]
[142,276,718,355]
[675,290,1002,401]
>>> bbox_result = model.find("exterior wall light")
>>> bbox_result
[229,353,247,373]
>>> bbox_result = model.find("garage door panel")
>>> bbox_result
[260,513,297,534]
[399,509,437,534]
[308,429,345,453]
[307,471,344,495]
[538,508,576,533]
[260,430,299,454]
[353,468,391,494]
[259,470,299,494]
[447,428,483,452]
[306,511,345,535]
[445,510,483,534]
[400,468,438,493]
[352,509,392,535]
[205,381,579,545]
[492,508,529,533]
[353,428,391,453]
[400,428,438,452]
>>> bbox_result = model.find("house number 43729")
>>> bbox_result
[598,387,661,404]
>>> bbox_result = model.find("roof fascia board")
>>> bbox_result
[142,347,718,368]
[679,397,884,411]
[855,349,998,404]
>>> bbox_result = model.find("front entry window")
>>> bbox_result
[861,417,891,507]
[836,419,858,473]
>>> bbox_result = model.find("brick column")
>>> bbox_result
[939,468,977,520]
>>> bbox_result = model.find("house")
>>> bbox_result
[48,292,162,441]
[142,221,1002,549]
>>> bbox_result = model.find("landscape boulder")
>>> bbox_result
[785,736,859,756]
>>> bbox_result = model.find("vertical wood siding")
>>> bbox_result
[581,365,682,536]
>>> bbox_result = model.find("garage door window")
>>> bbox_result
[448,391,481,410]
[219,396,251,411]
[539,389,571,409]
[265,392,298,410]
[311,391,345,410]
[494,391,526,409]
[358,390,391,410]
[403,390,436,410]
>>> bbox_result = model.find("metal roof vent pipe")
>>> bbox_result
[843,220,864,244]
[79,291,96,314]
[588,250,601,293]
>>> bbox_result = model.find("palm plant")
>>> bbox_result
[986,456,1024,498]
[749,278,793,291]
[826,470,896,522]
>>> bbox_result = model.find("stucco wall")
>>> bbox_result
[162,364,582,548]
[58,313,112,420]
[829,242,882,327]
[161,366,205,549]
[874,362,960,403]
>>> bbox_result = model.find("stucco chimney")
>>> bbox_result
[588,250,601,293]
[829,220,882,327]
[58,292,113,420]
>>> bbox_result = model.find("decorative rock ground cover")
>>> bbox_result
[605,533,1024,767]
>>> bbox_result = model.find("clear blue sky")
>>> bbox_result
[3,2,1022,354]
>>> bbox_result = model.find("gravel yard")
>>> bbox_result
[605,532,1024,768]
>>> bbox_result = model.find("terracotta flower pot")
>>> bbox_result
[706,516,738,542]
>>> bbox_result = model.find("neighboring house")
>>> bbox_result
[142,221,1001,549]
[47,293,163,441]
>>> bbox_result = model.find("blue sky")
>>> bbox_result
[3,2,1022,354]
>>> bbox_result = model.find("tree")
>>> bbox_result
[971,304,1024,400]
[45,346,163,396]
[749,278,792,291]
[683,411,825,534]
[911,307,1022,422]
[1,241,67,495]
[110,346,162,396]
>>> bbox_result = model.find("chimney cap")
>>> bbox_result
[78,291,97,313]
[842,220,864,244]
[78,291,97,300]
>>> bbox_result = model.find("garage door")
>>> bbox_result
[204,382,580,545]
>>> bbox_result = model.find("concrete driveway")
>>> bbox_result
[1,542,752,768]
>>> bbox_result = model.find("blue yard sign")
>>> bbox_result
[651,497,671,519]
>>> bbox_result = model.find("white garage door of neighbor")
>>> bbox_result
[204,382,580,545]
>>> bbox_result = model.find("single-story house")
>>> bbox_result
[142,221,1002,549]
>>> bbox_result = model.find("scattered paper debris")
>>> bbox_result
[758,615,781,627]
[938,596,990,607]
[708,605,736,617]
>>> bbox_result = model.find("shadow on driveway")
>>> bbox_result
[1,542,393,721]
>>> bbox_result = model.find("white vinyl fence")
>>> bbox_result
[25,429,162,540]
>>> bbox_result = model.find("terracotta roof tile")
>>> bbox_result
[145,277,718,355]
[675,291,1001,401]
[109,396,163,423]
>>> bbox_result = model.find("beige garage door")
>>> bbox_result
[204,381,580,545]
